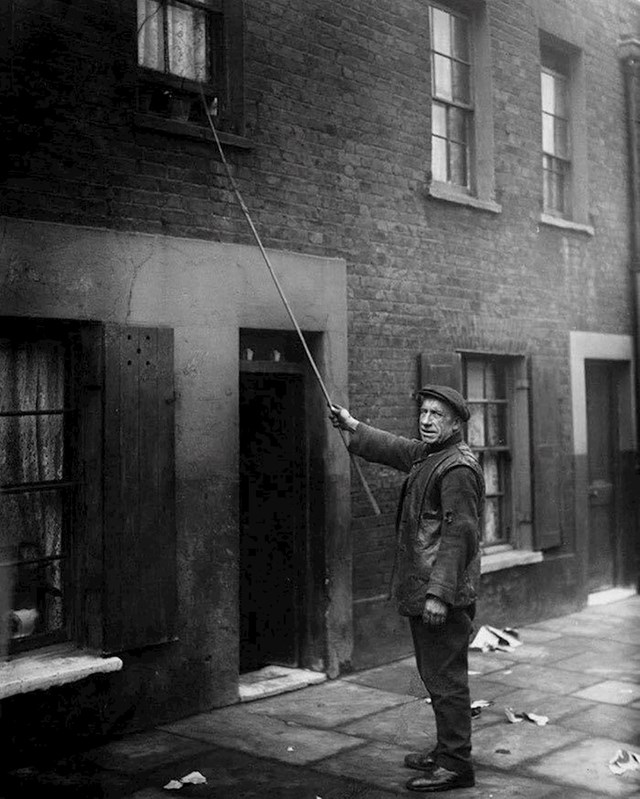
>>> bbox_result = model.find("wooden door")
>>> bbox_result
[239,371,305,672]
[585,361,618,593]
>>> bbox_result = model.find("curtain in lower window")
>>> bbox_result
[0,339,66,644]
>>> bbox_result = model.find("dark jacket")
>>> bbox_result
[349,424,485,615]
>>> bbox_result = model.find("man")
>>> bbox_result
[331,385,485,793]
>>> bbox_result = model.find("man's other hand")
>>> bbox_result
[330,404,359,432]
[422,596,448,626]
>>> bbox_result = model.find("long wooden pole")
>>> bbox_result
[199,89,381,516]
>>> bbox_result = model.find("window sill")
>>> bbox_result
[134,113,253,149]
[0,644,123,700]
[539,213,594,236]
[481,549,543,574]
[428,182,502,214]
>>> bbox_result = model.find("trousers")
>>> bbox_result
[409,604,475,773]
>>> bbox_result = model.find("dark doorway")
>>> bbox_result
[239,368,306,673]
[585,360,619,593]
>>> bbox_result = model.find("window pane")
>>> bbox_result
[484,452,500,494]
[467,404,485,447]
[449,106,467,143]
[431,135,448,181]
[553,75,568,116]
[0,340,65,413]
[541,70,555,114]
[542,113,555,154]
[137,0,165,72]
[1,491,63,558]
[483,498,501,545]
[452,15,469,61]
[449,141,467,186]
[433,54,452,99]
[554,118,569,159]
[487,403,507,446]
[452,61,470,104]
[168,2,208,81]
[432,102,447,137]
[466,360,484,398]
[431,7,452,54]
[0,416,64,485]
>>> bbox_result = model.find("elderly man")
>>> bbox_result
[331,385,485,793]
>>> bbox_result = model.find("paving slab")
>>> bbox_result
[237,681,415,729]
[560,702,640,746]
[524,736,640,797]
[471,718,587,769]
[585,598,640,620]
[484,687,595,722]
[126,744,400,799]
[336,697,438,748]
[343,657,427,697]
[80,730,214,774]
[481,662,601,695]
[467,650,517,674]
[529,614,640,646]
[160,706,366,765]
[315,740,554,798]
[552,650,640,683]
[468,676,524,703]
[572,679,640,705]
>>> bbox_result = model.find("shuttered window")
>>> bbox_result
[463,356,512,549]
[0,328,75,654]
[0,320,176,658]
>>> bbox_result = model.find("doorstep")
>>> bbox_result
[238,665,327,702]
[588,586,638,606]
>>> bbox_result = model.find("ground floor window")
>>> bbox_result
[463,355,513,549]
[0,327,75,654]
[0,318,177,660]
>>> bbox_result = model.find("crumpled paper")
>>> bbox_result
[470,625,522,653]
[471,698,494,718]
[163,771,208,790]
[504,707,549,726]
[609,749,640,776]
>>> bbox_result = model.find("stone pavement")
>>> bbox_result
[4,594,640,798]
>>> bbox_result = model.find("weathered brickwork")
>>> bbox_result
[0,1,636,614]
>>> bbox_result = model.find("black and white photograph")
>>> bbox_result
[1,0,639,796]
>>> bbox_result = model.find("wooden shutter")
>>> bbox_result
[530,357,563,549]
[103,324,176,653]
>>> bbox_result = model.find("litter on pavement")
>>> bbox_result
[504,707,549,726]
[609,749,640,777]
[471,698,494,718]
[470,625,522,652]
[163,771,208,790]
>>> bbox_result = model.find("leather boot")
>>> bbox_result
[404,749,438,771]
[406,765,475,792]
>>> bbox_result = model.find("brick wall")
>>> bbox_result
[1,0,635,606]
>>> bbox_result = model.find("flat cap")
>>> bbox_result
[417,384,470,422]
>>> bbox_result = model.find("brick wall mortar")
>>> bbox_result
[0,0,636,599]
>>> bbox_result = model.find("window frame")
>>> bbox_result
[0,318,178,661]
[427,1,499,212]
[539,32,588,228]
[0,320,81,656]
[429,4,474,190]
[460,352,533,555]
[135,0,246,138]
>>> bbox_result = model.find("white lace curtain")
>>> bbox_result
[0,339,65,635]
[137,0,208,81]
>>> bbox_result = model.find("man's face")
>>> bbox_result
[419,397,461,445]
